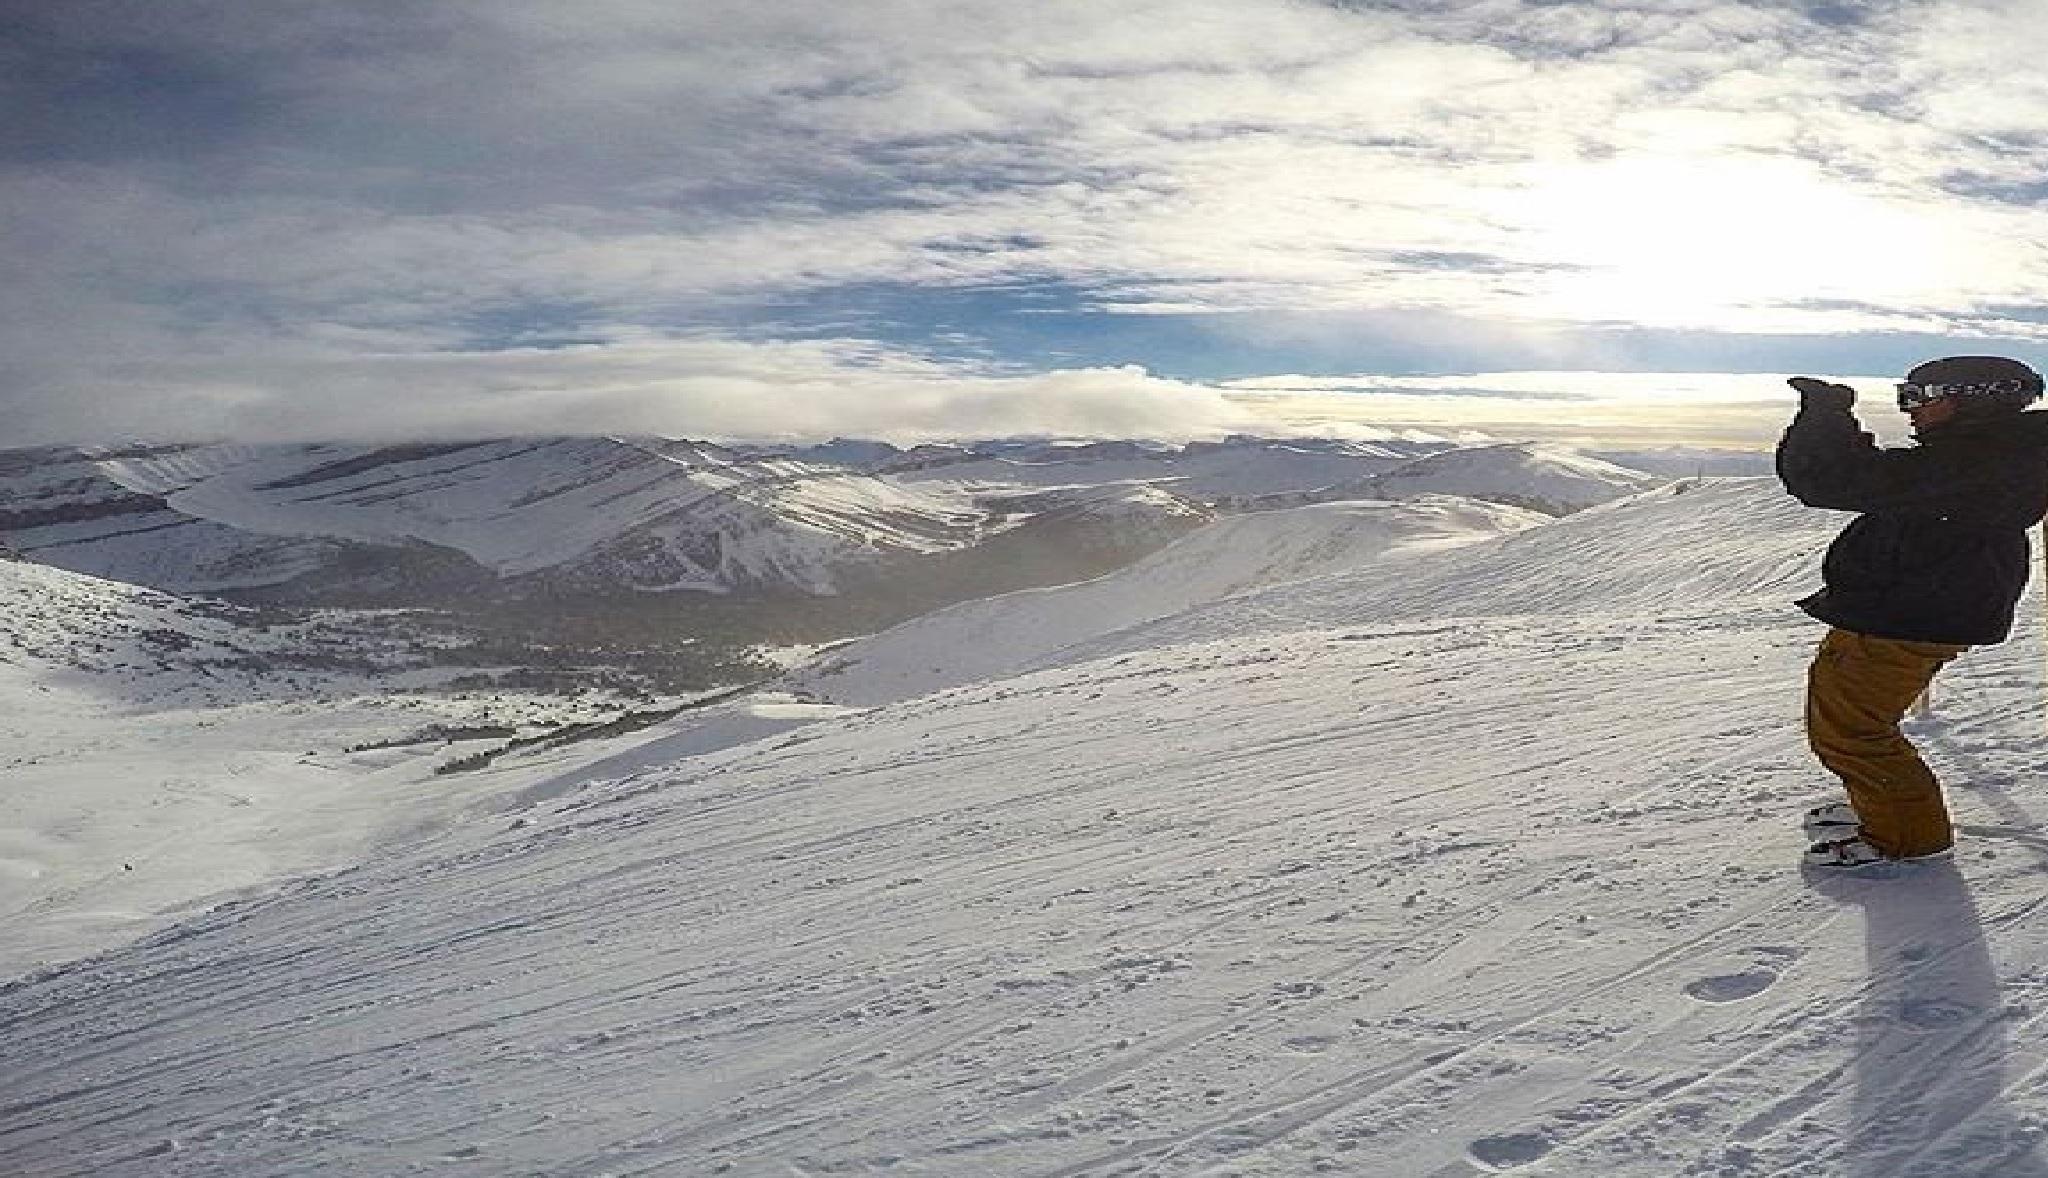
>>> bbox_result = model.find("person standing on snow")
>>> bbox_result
[1777,356,2048,868]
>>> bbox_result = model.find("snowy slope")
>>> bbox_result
[0,556,272,682]
[975,481,1213,529]
[1072,477,1819,660]
[890,436,1438,501]
[0,557,767,977]
[799,495,1545,705]
[1,440,984,597]
[13,476,2048,1176]
[0,559,386,972]
[1264,441,1667,516]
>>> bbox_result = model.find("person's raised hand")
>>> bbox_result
[1788,376,1855,411]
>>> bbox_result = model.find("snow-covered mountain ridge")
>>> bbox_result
[0,437,1663,613]
[798,495,1549,705]
[870,435,1450,500]
[0,439,990,599]
[1227,442,1668,516]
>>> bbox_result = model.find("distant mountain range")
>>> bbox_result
[0,434,1706,686]
[0,438,991,602]
[0,435,1510,605]
[2,438,1703,657]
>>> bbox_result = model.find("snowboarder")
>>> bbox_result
[1778,356,2048,866]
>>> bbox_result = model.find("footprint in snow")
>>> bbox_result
[1468,1131,1555,1170]
[1684,969,1779,1003]
[1281,1033,1339,1054]
[1899,997,1979,1028]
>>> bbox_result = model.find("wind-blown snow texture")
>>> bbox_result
[9,477,2048,1177]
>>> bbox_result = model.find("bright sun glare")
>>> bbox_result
[1505,155,1960,330]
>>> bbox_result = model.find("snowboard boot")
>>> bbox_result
[1803,833,1954,869]
[1803,834,1885,868]
[1802,801,1858,832]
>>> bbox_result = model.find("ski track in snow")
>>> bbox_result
[8,479,2048,1175]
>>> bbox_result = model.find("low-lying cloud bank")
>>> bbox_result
[1226,371,1847,449]
[6,336,1271,447]
[10,329,1823,451]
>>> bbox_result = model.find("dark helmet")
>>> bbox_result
[1898,355,2044,417]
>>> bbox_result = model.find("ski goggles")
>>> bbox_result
[1894,378,2041,411]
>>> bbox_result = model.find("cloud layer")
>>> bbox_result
[1226,370,1888,449]
[10,1,2048,444]
[11,335,1265,446]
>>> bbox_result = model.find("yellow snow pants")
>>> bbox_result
[1805,627,1969,858]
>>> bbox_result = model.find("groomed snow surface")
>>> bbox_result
[11,479,2048,1176]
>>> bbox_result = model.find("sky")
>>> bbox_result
[10,0,2048,451]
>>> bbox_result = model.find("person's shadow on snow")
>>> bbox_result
[1804,860,2048,1175]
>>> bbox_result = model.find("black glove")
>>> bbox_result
[1788,376,1855,411]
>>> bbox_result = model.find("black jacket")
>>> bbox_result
[1776,405,2048,645]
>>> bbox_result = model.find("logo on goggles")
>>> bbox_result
[1895,378,2042,411]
